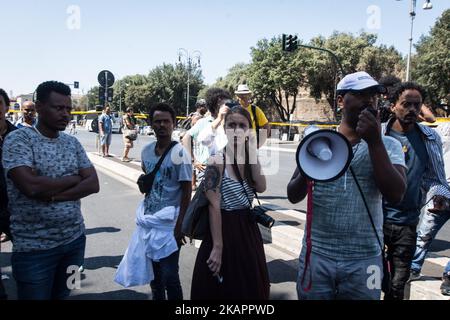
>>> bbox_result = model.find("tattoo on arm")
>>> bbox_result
[204,166,220,192]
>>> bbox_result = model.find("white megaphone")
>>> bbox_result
[296,126,353,182]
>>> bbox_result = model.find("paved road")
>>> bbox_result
[0,170,297,300]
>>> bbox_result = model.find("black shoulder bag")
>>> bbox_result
[182,154,226,240]
[137,141,178,194]
[250,104,260,147]
[350,166,392,295]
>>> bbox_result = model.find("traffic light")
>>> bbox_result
[74,81,79,89]
[99,87,106,105]
[107,88,113,102]
[282,34,298,52]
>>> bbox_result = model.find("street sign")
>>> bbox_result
[97,70,115,88]
[74,81,79,89]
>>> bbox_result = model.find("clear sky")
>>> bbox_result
[1,0,448,96]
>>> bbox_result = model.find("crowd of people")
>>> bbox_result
[0,71,449,300]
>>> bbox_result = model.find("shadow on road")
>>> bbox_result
[259,196,289,201]
[69,289,149,300]
[267,259,298,284]
[430,239,450,256]
[84,255,123,270]
[86,227,121,236]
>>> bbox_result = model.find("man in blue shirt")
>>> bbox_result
[287,71,407,300]
[141,103,192,300]
[98,105,113,157]
[382,82,450,299]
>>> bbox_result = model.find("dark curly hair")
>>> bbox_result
[0,88,10,107]
[35,81,71,103]
[379,75,401,90]
[205,88,232,117]
[149,103,176,124]
[389,82,426,105]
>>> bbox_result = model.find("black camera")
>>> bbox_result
[251,206,275,229]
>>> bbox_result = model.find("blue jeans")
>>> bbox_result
[12,235,86,300]
[150,249,183,300]
[296,248,382,300]
[410,211,450,274]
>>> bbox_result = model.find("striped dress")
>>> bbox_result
[191,167,270,300]
[220,169,255,210]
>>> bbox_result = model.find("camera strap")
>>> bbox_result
[301,179,314,292]
[349,166,391,279]
[231,160,256,209]
[349,166,383,251]
[142,141,178,190]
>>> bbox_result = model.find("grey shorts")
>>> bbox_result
[296,248,382,300]
[100,133,112,146]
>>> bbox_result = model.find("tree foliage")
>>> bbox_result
[216,32,405,121]
[214,63,249,95]
[247,36,310,121]
[305,32,404,109]
[412,9,450,106]
[105,64,204,116]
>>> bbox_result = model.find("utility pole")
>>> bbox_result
[178,48,201,117]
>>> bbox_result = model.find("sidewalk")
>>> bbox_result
[87,152,450,300]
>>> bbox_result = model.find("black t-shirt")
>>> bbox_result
[383,126,428,226]
[1,121,17,213]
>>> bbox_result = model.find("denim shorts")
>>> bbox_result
[100,133,112,146]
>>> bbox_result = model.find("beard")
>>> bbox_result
[343,110,360,130]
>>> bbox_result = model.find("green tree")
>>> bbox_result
[305,32,404,110]
[86,86,101,110]
[114,64,204,116]
[111,74,149,112]
[214,63,249,94]
[412,9,450,106]
[247,36,310,122]
[147,63,204,116]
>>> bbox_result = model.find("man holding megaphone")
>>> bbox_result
[287,71,407,300]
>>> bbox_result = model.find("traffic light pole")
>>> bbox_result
[296,44,344,76]
[104,71,109,106]
[283,36,344,118]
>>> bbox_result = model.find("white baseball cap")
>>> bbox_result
[337,71,386,94]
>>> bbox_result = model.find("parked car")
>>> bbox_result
[142,126,154,135]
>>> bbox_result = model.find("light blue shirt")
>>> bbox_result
[187,116,214,164]
[306,136,405,260]
[99,113,112,134]
[141,142,192,215]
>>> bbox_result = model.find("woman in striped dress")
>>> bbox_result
[190,105,270,300]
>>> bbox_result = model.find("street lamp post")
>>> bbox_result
[178,48,201,117]
[398,0,433,81]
